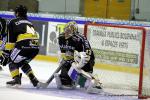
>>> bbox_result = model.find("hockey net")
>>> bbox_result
[84,23,150,99]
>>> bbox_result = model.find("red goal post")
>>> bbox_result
[84,23,150,99]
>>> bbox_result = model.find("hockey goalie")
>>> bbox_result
[54,21,102,93]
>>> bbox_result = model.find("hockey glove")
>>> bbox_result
[0,52,10,66]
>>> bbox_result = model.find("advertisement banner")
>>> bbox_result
[87,25,144,67]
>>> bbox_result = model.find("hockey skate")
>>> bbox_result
[29,76,41,88]
[6,73,22,88]
[30,78,47,89]
[28,74,45,89]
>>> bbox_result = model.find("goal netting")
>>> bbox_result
[84,23,150,99]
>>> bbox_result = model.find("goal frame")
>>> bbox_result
[84,23,149,99]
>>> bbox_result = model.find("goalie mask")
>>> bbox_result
[63,21,78,39]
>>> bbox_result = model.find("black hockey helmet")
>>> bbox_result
[14,5,28,17]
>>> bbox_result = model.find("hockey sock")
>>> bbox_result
[9,63,20,78]
[28,72,39,87]
[10,69,19,78]
[21,63,39,87]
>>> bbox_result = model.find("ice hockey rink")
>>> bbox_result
[0,60,140,100]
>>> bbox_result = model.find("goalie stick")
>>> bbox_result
[46,64,61,86]
[40,63,62,88]
[38,52,64,88]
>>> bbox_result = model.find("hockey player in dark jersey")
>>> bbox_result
[0,17,7,71]
[54,21,102,93]
[0,5,42,88]
[0,17,7,37]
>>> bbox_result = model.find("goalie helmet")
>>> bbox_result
[14,5,28,18]
[63,21,78,39]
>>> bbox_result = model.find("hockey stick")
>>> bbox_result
[46,64,62,86]
[40,63,62,88]
[38,52,64,88]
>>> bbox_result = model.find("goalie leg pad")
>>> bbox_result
[68,66,102,93]
[77,74,88,88]
[68,67,97,90]
[68,66,87,88]
[54,73,62,89]
[68,66,79,81]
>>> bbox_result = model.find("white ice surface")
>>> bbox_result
[0,60,139,100]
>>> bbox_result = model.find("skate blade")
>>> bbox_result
[6,84,21,88]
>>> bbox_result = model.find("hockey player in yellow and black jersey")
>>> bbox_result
[0,17,7,71]
[0,17,7,37]
[0,5,42,87]
[54,21,102,93]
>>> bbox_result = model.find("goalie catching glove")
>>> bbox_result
[73,50,90,68]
